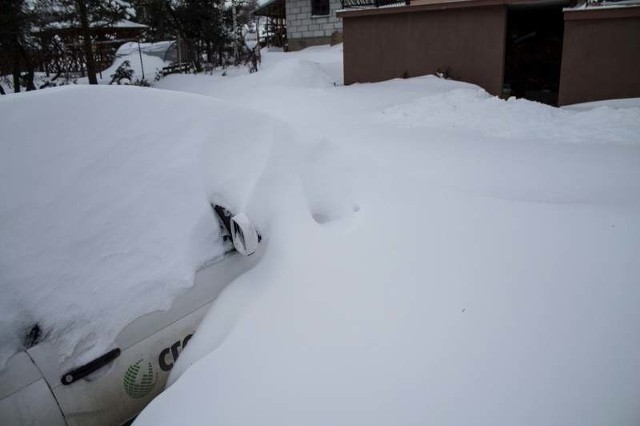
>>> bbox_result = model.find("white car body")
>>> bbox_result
[0,209,261,425]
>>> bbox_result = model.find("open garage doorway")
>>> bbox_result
[504,1,569,106]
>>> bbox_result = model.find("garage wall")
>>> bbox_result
[558,6,640,106]
[340,3,508,96]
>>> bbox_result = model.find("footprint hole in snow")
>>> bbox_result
[311,204,360,224]
[301,139,360,225]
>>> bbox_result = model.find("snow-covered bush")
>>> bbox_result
[109,60,134,85]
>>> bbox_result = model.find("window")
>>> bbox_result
[311,0,330,16]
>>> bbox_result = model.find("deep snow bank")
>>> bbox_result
[0,85,274,367]
[134,46,640,426]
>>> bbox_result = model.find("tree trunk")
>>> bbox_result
[25,67,36,90]
[76,0,98,84]
[0,84,6,95]
[18,43,36,90]
[163,1,200,71]
[12,46,21,93]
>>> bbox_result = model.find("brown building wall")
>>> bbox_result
[340,3,507,96]
[558,7,640,106]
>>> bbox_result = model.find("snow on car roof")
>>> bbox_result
[0,85,271,368]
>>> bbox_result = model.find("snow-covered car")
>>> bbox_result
[0,206,261,426]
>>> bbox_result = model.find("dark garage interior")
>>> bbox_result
[504,2,568,106]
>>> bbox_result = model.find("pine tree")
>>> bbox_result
[0,0,37,92]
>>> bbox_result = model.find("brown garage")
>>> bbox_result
[559,6,640,105]
[339,0,640,106]
[339,0,510,96]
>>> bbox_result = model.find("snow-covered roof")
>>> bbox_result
[115,40,175,57]
[36,19,148,33]
[254,0,285,17]
[108,19,149,29]
[566,0,640,8]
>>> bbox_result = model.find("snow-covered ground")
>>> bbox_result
[134,46,640,425]
[1,44,640,425]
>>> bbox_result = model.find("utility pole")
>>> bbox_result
[137,40,145,80]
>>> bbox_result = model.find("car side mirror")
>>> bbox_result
[230,213,259,256]
[212,204,260,256]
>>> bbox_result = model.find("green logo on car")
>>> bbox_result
[123,359,157,399]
